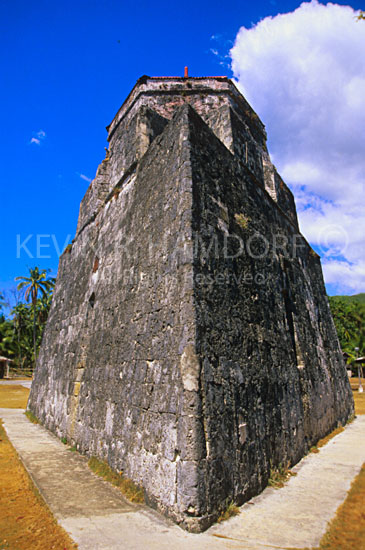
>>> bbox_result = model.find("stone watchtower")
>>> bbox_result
[28,73,354,531]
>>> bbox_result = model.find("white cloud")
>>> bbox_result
[29,129,46,145]
[322,259,365,295]
[230,1,365,294]
[79,173,92,183]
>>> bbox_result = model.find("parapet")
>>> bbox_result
[76,74,298,233]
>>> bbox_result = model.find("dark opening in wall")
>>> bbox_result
[282,287,295,351]
[281,261,304,368]
[89,292,96,308]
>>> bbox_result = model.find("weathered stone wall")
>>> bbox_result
[187,105,353,515]
[263,154,299,229]
[230,106,265,185]
[108,105,168,189]
[28,80,354,532]
[76,158,111,234]
[29,106,201,529]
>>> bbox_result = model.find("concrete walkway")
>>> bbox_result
[1,408,365,550]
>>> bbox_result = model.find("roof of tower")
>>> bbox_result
[148,75,228,80]
[106,74,265,140]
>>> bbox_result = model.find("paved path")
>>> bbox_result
[0,379,32,388]
[1,408,364,550]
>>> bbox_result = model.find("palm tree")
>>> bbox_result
[11,302,30,370]
[15,267,55,368]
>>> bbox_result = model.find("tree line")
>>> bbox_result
[0,267,55,372]
[328,295,365,368]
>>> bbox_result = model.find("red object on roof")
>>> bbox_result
[148,76,228,80]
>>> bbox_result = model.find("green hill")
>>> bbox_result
[331,293,365,304]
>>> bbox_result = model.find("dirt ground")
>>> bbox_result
[0,385,30,409]
[0,386,77,549]
[317,463,365,550]
[350,377,365,415]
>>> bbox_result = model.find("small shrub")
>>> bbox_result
[234,213,250,230]
[316,426,344,449]
[64,244,72,254]
[88,456,144,504]
[61,437,67,445]
[309,248,320,259]
[309,424,347,456]
[25,411,39,424]
[217,500,240,523]
[268,461,296,489]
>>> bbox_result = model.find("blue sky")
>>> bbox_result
[1,0,364,306]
